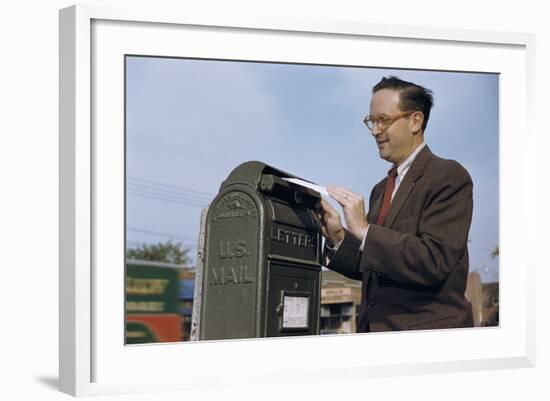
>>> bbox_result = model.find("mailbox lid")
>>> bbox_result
[220,161,297,192]
[220,161,322,212]
[270,200,318,231]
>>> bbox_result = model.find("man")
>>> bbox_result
[320,76,473,332]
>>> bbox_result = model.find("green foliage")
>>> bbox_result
[126,240,191,265]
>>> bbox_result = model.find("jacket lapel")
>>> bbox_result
[383,145,432,228]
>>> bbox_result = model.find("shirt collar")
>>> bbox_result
[395,142,426,178]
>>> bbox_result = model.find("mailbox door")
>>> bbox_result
[265,261,320,336]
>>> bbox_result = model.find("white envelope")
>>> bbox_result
[282,177,328,196]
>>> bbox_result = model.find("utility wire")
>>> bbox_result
[127,183,212,204]
[126,183,213,203]
[127,188,209,207]
[127,226,198,244]
[127,131,238,166]
[127,176,215,197]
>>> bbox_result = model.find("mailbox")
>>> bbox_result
[198,161,322,340]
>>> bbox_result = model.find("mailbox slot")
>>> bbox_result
[259,174,321,211]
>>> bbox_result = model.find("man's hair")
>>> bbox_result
[373,76,434,132]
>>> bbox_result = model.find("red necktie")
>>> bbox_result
[376,166,398,226]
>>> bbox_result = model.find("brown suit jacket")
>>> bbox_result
[325,146,474,332]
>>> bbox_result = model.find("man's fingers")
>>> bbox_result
[318,198,345,244]
[327,186,364,208]
[327,187,350,206]
[320,198,337,215]
[329,186,360,199]
[341,188,363,200]
[328,186,361,200]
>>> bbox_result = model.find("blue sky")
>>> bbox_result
[126,56,499,283]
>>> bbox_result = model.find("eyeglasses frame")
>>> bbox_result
[363,110,418,131]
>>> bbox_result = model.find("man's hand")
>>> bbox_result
[327,186,369,241]
[319,198,345,246]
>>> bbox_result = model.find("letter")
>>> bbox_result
[227,267,238,284]
[219,241,230,259]
[284,230,291,243]
[210,267,223,286]
[242,265,254,283]
[234,240,247,258]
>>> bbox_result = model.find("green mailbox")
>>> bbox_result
[199,161,322,340]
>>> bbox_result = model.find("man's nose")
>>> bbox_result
[372,125,382,137]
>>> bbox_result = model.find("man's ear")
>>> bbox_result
[411,111,424,134]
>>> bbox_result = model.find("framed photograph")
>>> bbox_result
[59,4,535,397]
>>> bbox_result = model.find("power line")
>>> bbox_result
[127,183,211,204]
[127,131,238,166]
[127,188,208,207]
[127,226,198,243]
[126,174,214,207]
[126,181,213,203]
[127,176,215,198]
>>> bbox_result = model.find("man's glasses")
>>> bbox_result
[363,110,416,131]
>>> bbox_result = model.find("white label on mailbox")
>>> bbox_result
[283,296,309,328]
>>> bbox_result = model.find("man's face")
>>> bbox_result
[369,88,420,165]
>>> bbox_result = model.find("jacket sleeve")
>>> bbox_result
[323,232,363,281]
[361,161,473,287]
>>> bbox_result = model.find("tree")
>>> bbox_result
[126,240,192,265]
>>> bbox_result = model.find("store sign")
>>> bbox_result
[321,287,352,304]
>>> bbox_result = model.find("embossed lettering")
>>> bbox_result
[234,240,248,257]
[272,227,316,249]
[210,268,223,286]
[219,240,249,259]
[219,241,230,259]
[211,192,257,221]
[226,267,238,284]
[209,265,254,286]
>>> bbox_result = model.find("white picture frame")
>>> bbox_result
[59,4,536,397]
